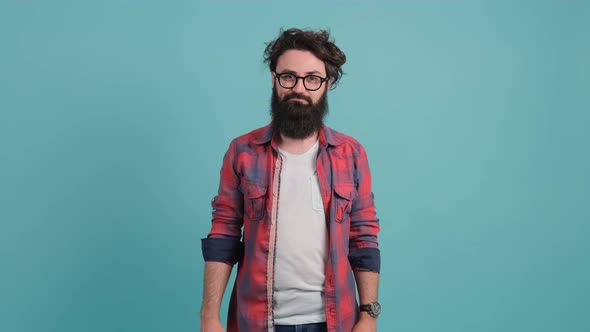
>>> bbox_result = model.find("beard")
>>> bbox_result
[270,86,329,139]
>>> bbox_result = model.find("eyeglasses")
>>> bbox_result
[272,71,329,91]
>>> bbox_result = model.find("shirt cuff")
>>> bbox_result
[201,237,244,265]
[348,247,381,273]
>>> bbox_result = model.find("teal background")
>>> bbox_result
[1,1,588,331]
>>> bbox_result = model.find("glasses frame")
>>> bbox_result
[272,71,329,91]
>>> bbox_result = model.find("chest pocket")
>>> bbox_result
[241,181,267,221]
[334,184,354,223]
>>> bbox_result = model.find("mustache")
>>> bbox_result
[283,93,312,104]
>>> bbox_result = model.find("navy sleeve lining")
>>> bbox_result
[348,247,381,273]
[201,237,244,265]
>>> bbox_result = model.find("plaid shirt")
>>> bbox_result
[202,124,380,332]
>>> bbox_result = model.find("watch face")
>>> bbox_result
[370,302,381,317]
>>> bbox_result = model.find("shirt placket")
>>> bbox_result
[266,152,283,331]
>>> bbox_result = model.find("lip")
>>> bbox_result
[288,98,308,103]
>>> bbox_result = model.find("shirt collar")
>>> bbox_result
[252,123,343,149]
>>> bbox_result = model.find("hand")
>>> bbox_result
[351,313,377,332]
[200,317,225,332]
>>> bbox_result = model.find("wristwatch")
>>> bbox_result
[359,301,381,318]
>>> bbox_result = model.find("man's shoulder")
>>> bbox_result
[230,124,272,147]
[324,125,366,155]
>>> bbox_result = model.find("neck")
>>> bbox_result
[278,131,319,155]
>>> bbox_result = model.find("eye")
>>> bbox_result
[280,73,296,82]
[305,75,321,84]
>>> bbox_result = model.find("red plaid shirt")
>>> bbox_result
[202,124,380,332]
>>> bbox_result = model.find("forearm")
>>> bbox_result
[201,261,233,320]
[354,270,379,304]
[354,271,379,331]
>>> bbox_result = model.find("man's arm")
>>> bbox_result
[349,144,380,331]
[200,262,233,331]
[200,139,244,331]
[348,144,380,271]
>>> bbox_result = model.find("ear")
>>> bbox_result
[271,72,276,86]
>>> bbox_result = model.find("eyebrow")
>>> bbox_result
[279,69,324,76]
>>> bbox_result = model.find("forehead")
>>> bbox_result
[275,49,326,75]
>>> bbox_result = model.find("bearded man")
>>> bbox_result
[200,28,381,332]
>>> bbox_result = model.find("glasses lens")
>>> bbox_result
[304,75,322,90]
[279,74,296,88]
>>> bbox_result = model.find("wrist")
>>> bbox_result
[359,301,381,318]
[200,310,220,321]
[359,311,377,321]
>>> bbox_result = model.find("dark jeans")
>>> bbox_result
[275,322,328,332]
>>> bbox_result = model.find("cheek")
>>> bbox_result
[310,91,324,104]
[276,87,291,100]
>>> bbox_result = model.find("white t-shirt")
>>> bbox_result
[273,141,328,325]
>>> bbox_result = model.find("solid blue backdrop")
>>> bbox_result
[1,1,588,331]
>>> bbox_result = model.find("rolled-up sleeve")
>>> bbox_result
[201,139,244,265]
[348,144,381,272]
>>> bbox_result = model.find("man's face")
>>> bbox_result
[272,49,330,105]
[270,49,330,139]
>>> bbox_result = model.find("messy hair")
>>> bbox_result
[263,28,346,89]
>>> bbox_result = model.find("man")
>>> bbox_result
[201,28,381,332]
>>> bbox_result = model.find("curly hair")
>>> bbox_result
[263,28,346,89]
